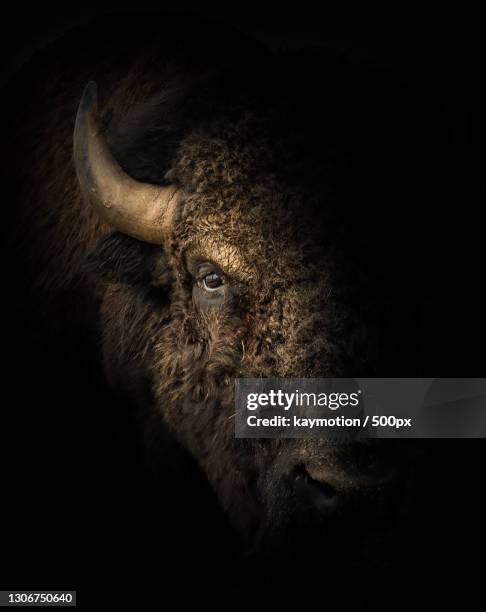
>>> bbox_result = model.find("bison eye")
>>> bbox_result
[202,271,224,291]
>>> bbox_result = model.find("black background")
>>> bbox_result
[0,2,485,609]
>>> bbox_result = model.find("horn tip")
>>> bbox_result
[80,81,98,113]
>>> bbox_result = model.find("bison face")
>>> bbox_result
[76,61,423,549]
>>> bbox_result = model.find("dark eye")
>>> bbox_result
[202,271,224,291]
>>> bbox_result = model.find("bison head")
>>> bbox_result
[74,56,440,554]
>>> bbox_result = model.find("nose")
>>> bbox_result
[292,464,340,514]
[290,452,402,517]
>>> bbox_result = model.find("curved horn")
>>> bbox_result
[73,81,180,244]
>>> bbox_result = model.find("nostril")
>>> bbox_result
[292,464,339,513]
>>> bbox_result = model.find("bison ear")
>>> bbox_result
[86,232,171,287]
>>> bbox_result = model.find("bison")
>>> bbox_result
[1,11,480,606]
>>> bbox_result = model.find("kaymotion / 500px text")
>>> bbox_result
[246,415,413,430]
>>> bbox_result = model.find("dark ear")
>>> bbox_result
[86,232,170,286]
